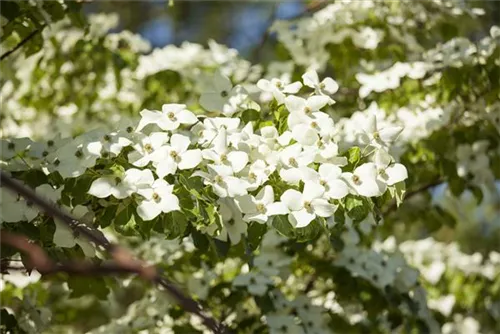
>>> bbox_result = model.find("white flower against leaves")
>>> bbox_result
[374,150,408,189]
[88,168,154,199]
[302,69,338,101]
[284,95,330,116]
[279,143,315,185]
[357,111,403,149]
[128,132,169,168]
[238,159,273,191]
[256,78,302,104]
[233,272,272,296]
[100,132,132,157]
[235,185,288,224]
[280,182,336,228]
[194,164,249,198]
[0,187,38,223]
[136,104,198,132]
[136,179,180,221]
[300,164,349,200]
[48,141,102,178]
[342,163,385,197]
[254,252,292,276]
[266,314,305,334]
[202,128,249,173]
[154,134,202,177]
[54,205,95,257]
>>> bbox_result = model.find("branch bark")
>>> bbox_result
[0,26,45,61]
[0,170,229,334]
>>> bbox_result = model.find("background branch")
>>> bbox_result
[0,170,229,334]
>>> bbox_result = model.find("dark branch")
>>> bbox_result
[0,170,229,334]
[382,179,444,215]
[0,26,45,61]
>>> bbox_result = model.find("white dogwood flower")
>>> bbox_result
[280,182,336,228]
[235,185,288,224]
[357,112,403,149]
[256,78,302,104]
[128,132,169,167]
[154,134,202,177]
[88,168,154,199]
[300,164,349,199]
[284,95,330,116]
[202,128,249,173]
[302,69,338,102]
[136,104,198,132]
[136,179,180,221]
[342,163,385,197]
[194,164,249,198]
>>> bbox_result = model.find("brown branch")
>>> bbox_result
[0,170,229,334]
[382,179,444,215]
[0,25,45,61]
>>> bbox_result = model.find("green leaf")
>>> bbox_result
[295,219,322,242]
[272,215,295,238]
[241,109,260,123]
[192,229,209,252]
[97,205,118,228]
[114,204,134,226]
[468,185,483,205]
[159,211,188,239]
[67,276,109,300]
[347,147,361,165]
[71,175,95,206]
[388,182,406,208]
[345,196,369,222]
[247,222,267,250]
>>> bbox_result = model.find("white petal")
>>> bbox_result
[283,81,303,94]
[385,163,408,185]
[303,181,325,201]
[227,151,248,173]
[279,168,302,186]
[160,194,180,213]
[256,185,274,205]
[177,109,198,125]
[266,202,289,216]
[137,200,162,221]
[136,109,162,132]
[290,209,315,228]
[306,95,330,111]
[88,177,114,198]
[156,158,178,178]
[178,149,202,170]
[235,195,257,214]
[284,95,306,113]
[53,223,76,248]
[170,134,191,153]
[326,179,349,199]
[200,93,226,112]
[256,79,272,91]
[244,212,269,224]
[319,163,342,179]
[280,189,303,211]
[302,70,319,87]
[379,126,403,143]
[292,125,318,146]
[321,77,339,94]
[311,198,336,217]
[226,177,249,197]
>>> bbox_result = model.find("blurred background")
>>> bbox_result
[85,1,500,62]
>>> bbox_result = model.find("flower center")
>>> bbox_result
[42,151,49,157]
[373,131,380,140]
[214,175,223,184]
[170,151,178,158]
[304,106,312,114]
[102,151,110,158]
[352,175,361,185]
[256,203,266,213]
[275,81,282,88]
[220,90,228,98]
[220,153,228,162]
[152,192,161,202]
[310,121,318,129]
[103,134,111,142]
[304,201,312,211]
[115,177,122,185]
[54,159,60,166]
[319,82,326,89]
[7,142,15,150]
[288,157,298,167]
[74,150,83,158]
[248,172,257,181]
[126,126,134,133]
[319,179,327,186]
[47,140,54,147]
[144,144,153,153]
[167,112,176,121]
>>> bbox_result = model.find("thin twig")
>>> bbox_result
[382,179,444,215]
[0,26,45,61]
[0,170,229,334]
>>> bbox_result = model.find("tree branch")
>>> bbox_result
[0,170,229,334]
[0,25,45,61]
[382,179,444,215]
